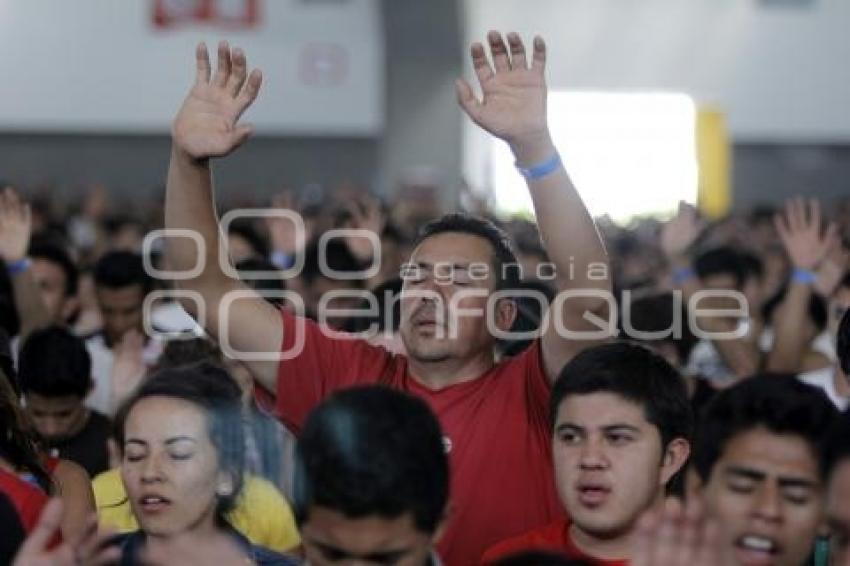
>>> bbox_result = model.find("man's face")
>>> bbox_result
[699,427,823,566]
[552,392,686,541]
[827,459,850,566]
[301,507,435,566]
[95,284,145,344]
[25,393,89,442]
[400,232,509,365]
[31,258,73,323]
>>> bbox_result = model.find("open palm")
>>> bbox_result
[456,32,549,145]
[172,41,263,160]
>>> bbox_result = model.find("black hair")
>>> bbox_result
[823,409,850,482]
[416,213,520,292]
[93,251,152,293]
[228,218,270,260]
[551,341,694,448]
[235,257,286,307]
[499,279,554,357]
[0,364,53,493]
[693,375,838,482]
[838,308,850,376]
[301,238,364,285]
[494,551,591,566]
[739,250,764,282]
[693,246,747,289]
[343,277,403,334]
[18,326,92,398]
[619,291,699,366]
[0,492,25,565]
[29,240,80,297]
[0,267,20,338]
[113,362,245,518]
[293,386,448,533]
[151,337,222,372]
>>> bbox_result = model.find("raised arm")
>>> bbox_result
[456,32,611,382]
[0,188,51,340]
[766,198,837,373]
[166,42,281,393]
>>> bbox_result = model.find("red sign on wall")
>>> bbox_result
[153,0,260,29]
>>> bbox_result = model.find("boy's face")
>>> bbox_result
[698,427,823,566]
[552,392,689,542]
[827,459,850,566]
[25,392,89,442]
[300,506,436,566]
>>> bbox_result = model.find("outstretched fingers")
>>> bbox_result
[226,47,248,97]
[506,32,528,69]
[487,30,511,72]
[470,42,494,87]
[531,35,547,73]
[212,40,232,89]
[195,42,211,85]
[235,68,263,116]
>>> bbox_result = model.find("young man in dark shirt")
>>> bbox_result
[18,325,111,478]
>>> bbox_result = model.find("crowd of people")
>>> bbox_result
[1,30,850,566]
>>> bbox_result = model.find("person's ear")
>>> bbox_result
[494,298,517,332]
[660,438,691,486]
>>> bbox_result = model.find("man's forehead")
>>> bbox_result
[411,232,495,263]
[557,392,649,427]
[717,428,821,481]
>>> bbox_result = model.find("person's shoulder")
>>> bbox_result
[481,519,568,563]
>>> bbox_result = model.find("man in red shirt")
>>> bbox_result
[164,31,610,565]
[483,343,693,565]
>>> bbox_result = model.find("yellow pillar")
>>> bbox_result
[696,107,732,219]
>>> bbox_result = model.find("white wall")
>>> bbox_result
[0,0,384,135]
[463,0,850,140]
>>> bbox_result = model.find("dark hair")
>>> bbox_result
[93,251,152,293]
[693,375,838,482]
[0,492,25,565]
[235,257,286,307]
[294,386,448,533]
[499,279,554,357]
[823,409,850,482]
[18,326,92,398]
[152,337,222,372]
[343,277,403,334]
[550,341,694,449]
[416,213,520,292]
[0,365,53,493]
[619,291,698,366]
[228,219,270,260]
[693,246,747,289]
[29,241,79,297]
[114,363,245,517]
[301,238,363,285]
[739,250,764,282]
[838,308,850,376]
[494,552,591,566]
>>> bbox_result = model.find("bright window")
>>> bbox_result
[490,92,698,222]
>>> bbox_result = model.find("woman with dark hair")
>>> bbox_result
[109,361,297,565]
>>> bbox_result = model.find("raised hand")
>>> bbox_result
[172,41,263,160]
[13,499,119,566]
[660,201,705,260]
[632,498,726,566]
[0,187,33,263]
[456,32,550,153]
[774,197,837,270]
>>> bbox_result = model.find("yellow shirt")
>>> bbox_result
[92,468,300,553]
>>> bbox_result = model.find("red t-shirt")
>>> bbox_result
[0,468,50,534]
[271,311,564,566]
[481,519,630,565]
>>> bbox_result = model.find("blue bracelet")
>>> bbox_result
[792,268,817,285]
[516,153,562,180]
[6,258,31,276]
[672,266,696,286]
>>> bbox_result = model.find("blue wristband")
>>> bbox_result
[516,153,562,180]
[672,266,695,286]
[6,258,31,276]
[792,268,817,285]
